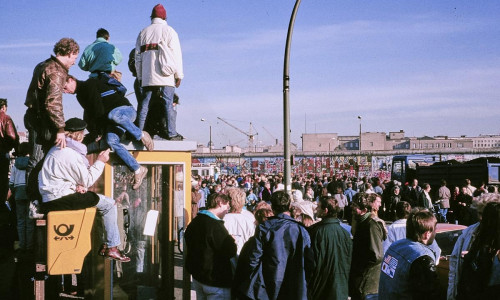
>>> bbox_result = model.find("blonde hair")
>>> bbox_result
[65,130,85,142]
[227,187,246,213]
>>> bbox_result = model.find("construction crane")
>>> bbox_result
[217,117,258,151]
[262,126,279,145]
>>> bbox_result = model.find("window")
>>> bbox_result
[457,143,463,148]
[448,143,452,148]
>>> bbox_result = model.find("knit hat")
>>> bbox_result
[151,4,167,20]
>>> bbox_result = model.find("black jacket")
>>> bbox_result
[75,77,132,138]
[185,212,237,287]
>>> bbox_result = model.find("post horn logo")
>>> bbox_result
[54,224,75,236]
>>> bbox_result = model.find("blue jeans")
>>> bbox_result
[96,194,121,248]
[133,78,143,107]
[137,86,177,137]
[106,106,141,172]
[192,278,231,300]
[439,208,448,223]
[15,198,34,250]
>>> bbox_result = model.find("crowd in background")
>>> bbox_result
[190,171,497,226]
[187,171,500,300]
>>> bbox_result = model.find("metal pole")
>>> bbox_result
[283,0,302,194]
[358,116,362,152]
[358,116,362,178]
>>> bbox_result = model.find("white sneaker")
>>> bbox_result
[29,200,44,219]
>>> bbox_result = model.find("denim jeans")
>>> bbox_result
[192,278,231,300]
[96,194,121,248]
[133,78,143,108]
[439,208,448,223]
[15,198,34,250]
[137,86,177,137]
[106,106,141,172]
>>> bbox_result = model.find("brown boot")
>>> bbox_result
[103,246,131,262]
[133,166,148,190]
[141,131,154,151]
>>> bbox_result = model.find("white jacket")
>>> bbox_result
[223,212,255,255]
[39,145,105,202]
[135,18,184,87]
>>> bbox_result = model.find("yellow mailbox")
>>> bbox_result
[47,207,97,275]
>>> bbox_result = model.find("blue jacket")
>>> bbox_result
[244,213,313,300]
[379,238,438,299]
[344,188,357,203]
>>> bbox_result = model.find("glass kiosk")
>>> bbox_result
[37,140,196,300]
[102,141,196,300]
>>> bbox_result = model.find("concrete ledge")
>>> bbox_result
[121,139,197,152]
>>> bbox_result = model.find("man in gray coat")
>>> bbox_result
[437,179,451,223]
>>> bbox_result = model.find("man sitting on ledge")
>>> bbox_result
[38,118,130,262]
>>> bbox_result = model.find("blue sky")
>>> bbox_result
[1,1,499,149]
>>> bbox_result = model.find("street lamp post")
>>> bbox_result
[200,118,212,153]
[283,0,302,194]
[357,115,362,178]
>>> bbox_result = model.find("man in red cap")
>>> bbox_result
[135,4,184,141]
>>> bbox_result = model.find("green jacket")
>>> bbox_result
[349,213,386,299]
[308,218,352,300]
[79,37,122,75]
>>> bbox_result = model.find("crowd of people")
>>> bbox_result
[187,172,500,299]
[1,2,500,299]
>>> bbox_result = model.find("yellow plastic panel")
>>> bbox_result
[47,207,96,275]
